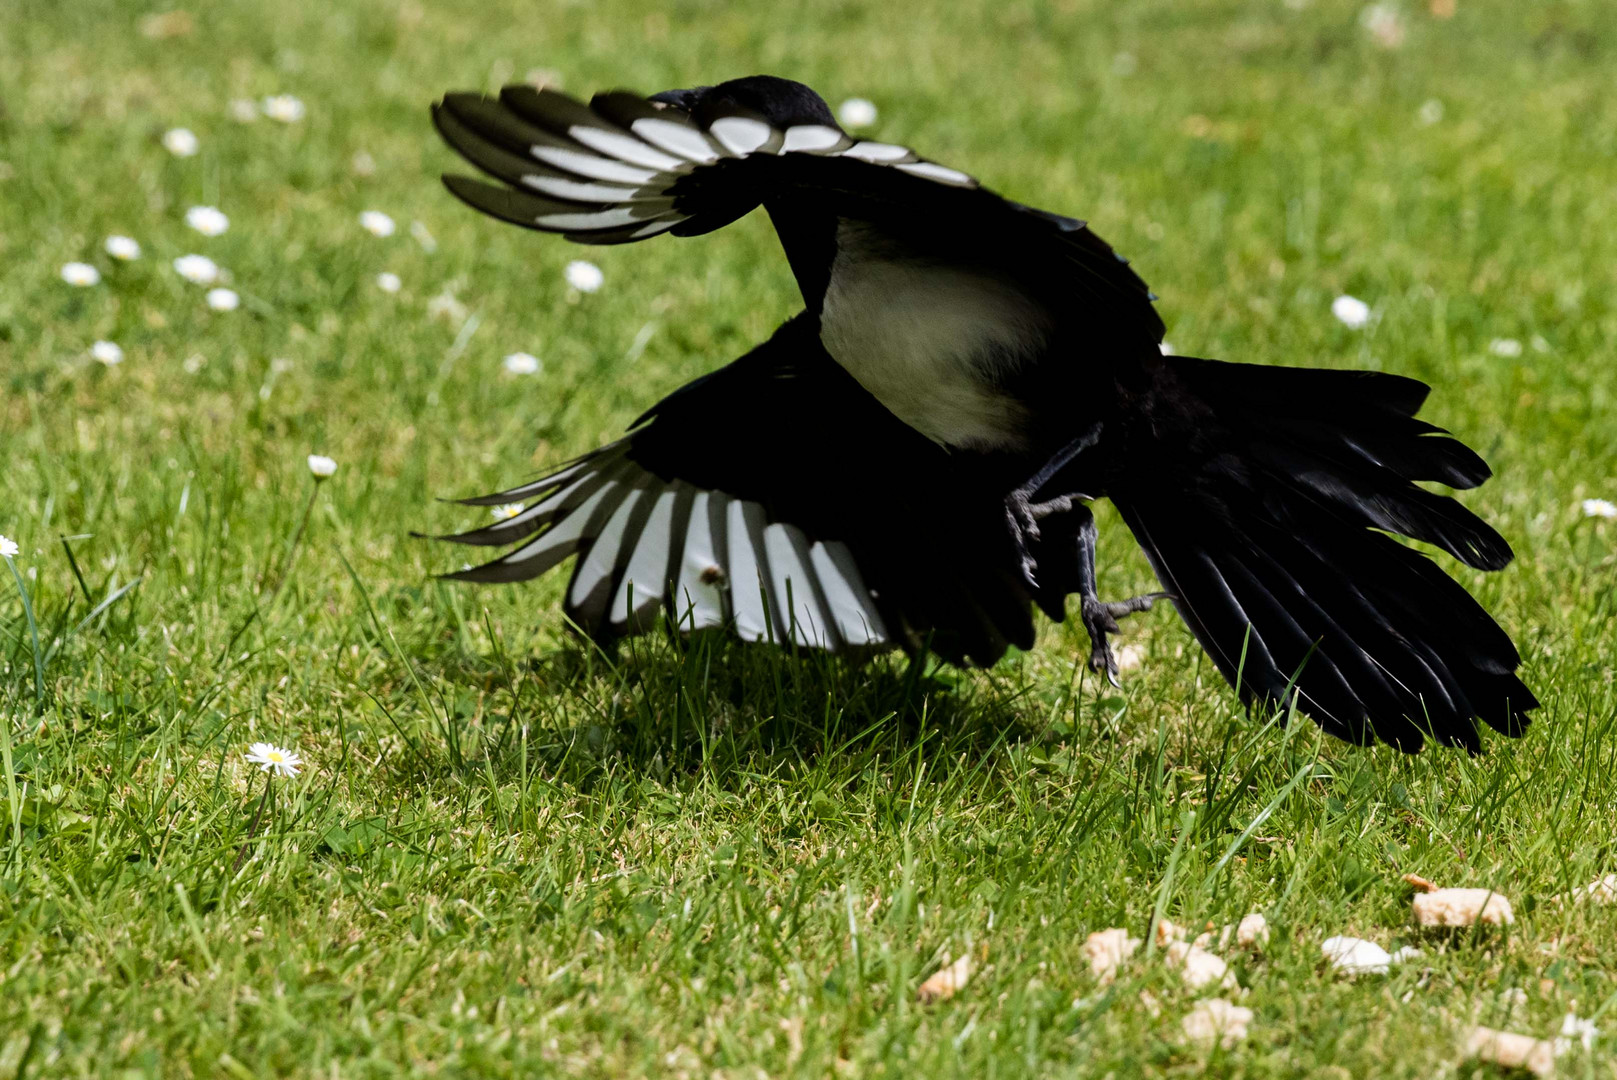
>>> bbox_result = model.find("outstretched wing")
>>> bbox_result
[431,85,1164,340]
[432,316,1042,667]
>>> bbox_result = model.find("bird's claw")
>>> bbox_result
[1081,592,1170,686]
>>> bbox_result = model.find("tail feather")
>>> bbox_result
[1111,356,1535,751]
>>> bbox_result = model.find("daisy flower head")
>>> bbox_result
[91,340,124,366]
[162,127,200,157]
[186,205,229,237]
[244,742,302,778]
[0,536,18,558]
[492,502,524,521]
[1583,498,1617,520]
[502,351,541,375]
[262,94,306,123]
[1331,294,1371,329]
[564,260,603,293]
[307,454,337,479]
[206,287,240,311]
[105,235,142,260]
[375,271,401,293]
[359,210,396,237]
[173,253,221,285]
[837,97,878,129]
[61,262,101,287]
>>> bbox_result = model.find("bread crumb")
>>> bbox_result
[1413,887,1514,928]
[1183,998,1253,1049]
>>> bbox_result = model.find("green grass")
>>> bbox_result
[3,0,1617,1075]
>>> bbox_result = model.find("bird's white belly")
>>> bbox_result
[819,223,1048,452]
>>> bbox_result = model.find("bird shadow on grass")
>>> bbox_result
[401,621,1052,789]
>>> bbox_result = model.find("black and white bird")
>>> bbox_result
[426,75,1537,752]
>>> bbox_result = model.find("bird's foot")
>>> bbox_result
[1006,492,1082,586]
[1081,592,1171,687]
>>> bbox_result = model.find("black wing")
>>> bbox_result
[431,86,1164,341]
[433,315,1042,667]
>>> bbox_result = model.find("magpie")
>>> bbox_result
[425,74,1538,752]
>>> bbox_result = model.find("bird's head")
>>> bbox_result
[649,75,839,130]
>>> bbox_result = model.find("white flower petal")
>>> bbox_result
[262,95,306,123]
[564,260,603,293]
[492,502,524,521]
[104,235,142,260]
[162,127,200,157]
[206,287,240,311]
[61,262,101,287]
[307,454,337,478]
[0,535,19,558]
[1581,498,1617,520]
[837,97,878,129]
[185,205,230,237]
[359,210,396,237]
[1331,294,1371,329]
[173,253,222,284]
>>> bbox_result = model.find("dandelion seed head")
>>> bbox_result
[359,210,396,237]
[502,351,541,375]
[206,287,240,311]
[837,97,878,129]
[185,205,229,237]
[564,260,603,293]
[173,253,222,284]
[104,235,142,260]
[91,340,124,366]
[61,262,101,287]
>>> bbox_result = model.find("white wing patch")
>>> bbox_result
[435,87,979,244]
[440,454,889,653]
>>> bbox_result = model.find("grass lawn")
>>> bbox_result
[4,0,1617,1074]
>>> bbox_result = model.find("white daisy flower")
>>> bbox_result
[206,287,240,311]
[1488,337,1523,357]
[1417,99,1444,125]
[502,351,541,375]
[1331,294,1371,329]
[307,454,337,478]
[162,127,200,157]
[61,262,101,287]
[564,260,603,293]
[244,742,302,778]
[359,210,396,237]
[837,97,878,129]
[91,340,124,366]
[262,94,306,123]
[173,253,221,284]
[229,98,260,123]
[375,271,402,293]
[0,536,17,558]
[1582,498,1617,520]
[104,235,142,260]
[185,205,229,237]
[492,503,524,521]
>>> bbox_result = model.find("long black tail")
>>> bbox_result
[1108,355,1536,752]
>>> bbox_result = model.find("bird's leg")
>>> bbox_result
[1005,423,1107,584]
[1069,505,1170,687]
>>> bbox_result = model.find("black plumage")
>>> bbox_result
[424,74,1537,751]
